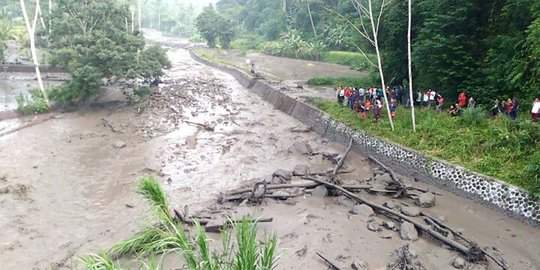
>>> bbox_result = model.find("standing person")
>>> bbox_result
[422,90,429,108]
[468,96,476,108]
[414,89,421,106]
[506,98,513,116]
[374,98,383,121]
[358,87,365,101]
[510,97,519,120]
[337,86,344,104]
[490,98,501,117]
[389,99,396,117]
[344,87,351,107]
[458,91,467,108]
[531,97,540,122]
[429,89,436,109]
[436,94,444,113]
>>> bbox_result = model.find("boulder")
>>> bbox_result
[292,164,309,176]
[374,173,393,184]
[337,195,356,209]
[272,169,292,181]
[291,141,313,155]
[351,260,369,270]
[350,204,374,217]
[383,201,396,209]
[401,206,421,217]
[416,192,436,208]
[367,220,381,232]
[383,221,396,230]
[112,140,126,149]
[399,222,418,241]
[451,257,466,269]
[311,185,328,198]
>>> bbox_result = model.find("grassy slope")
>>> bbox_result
[312,98,540,195]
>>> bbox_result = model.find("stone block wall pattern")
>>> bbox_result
[189,50,540,224]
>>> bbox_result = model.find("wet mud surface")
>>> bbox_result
[0,33,538,269]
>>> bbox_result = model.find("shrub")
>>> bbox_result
[231,35,265,51]
[15,89,50,115]
[321,51,376,71]
[307,76,376,87]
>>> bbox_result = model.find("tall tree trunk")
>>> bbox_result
[368,0,394,130]
[130,5,135,33]
[307,0,317,37]
[48,0,51,34]
[20,0,50,108]
[408,0,416,131]
[137,0,142,33]
[283,0,287,14]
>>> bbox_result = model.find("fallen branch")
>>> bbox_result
[316,252,342,270]
[204,217,273,233]
[221,193,303,202]
[302,176,480,260]
[173,209,210,226]
[184,120,214,131]
[101,118,121,133]
[227,183,372,196]
[369,155,406,197]
[330,138,353,183]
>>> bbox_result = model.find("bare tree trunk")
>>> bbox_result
[20,0,50,108]
[130,5,135,33]
[283,0,287,13]
[307,0,317,37]
[368,0,394,130]
[48,0,52,34]
[37,1,46,29]
[407,0,416,131]
[137,0,142,33]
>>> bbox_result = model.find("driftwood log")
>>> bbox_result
[204,218,273,233]
[316,252,343,270]
[330,138,354,183]
[303,176,508,269]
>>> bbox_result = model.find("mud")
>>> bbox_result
[0,32,538,270]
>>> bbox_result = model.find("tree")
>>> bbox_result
[20,0,50,107]
[196,5,236,49]
[407,0,415,132]
[47,0,169,103]
[332,0,395,130]
[195,5,219,48]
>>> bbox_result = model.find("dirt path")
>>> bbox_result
[0,32,538,269]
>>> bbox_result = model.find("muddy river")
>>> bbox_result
[0,33,539,269]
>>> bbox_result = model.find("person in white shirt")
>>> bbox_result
[531,97,540,122]
[429,89,436,108]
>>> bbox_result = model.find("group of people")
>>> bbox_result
[336,85,540,123]
[335,86,396,121]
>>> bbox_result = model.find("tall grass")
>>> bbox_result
[83,176,278,269]
[312,98,540,197]
[307,76,376,88]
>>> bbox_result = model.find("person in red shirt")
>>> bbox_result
[506,98,513,115]
[458,91,466,108]
[344,88,351,106]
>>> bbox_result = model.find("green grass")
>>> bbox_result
[83,176,279,269]
[311,98,540,197]
[321,51,376,71]
[307,76,376,88]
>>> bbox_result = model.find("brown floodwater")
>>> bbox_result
[0,32,538,270]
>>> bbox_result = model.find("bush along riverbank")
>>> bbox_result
[311,98,540,198]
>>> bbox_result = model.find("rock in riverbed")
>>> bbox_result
[399,221,418,241]
[416,192,436,208]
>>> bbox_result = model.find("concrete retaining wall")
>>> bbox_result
[0,64,67,73]
[189,50,540,224]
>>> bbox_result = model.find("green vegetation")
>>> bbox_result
[307,76,375,88]
[321,51,375,72]
[15,90,50,115]
[46,0,170,104]
[81,176,278,269]
[311,98,540,197]
[195,5,236,49]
